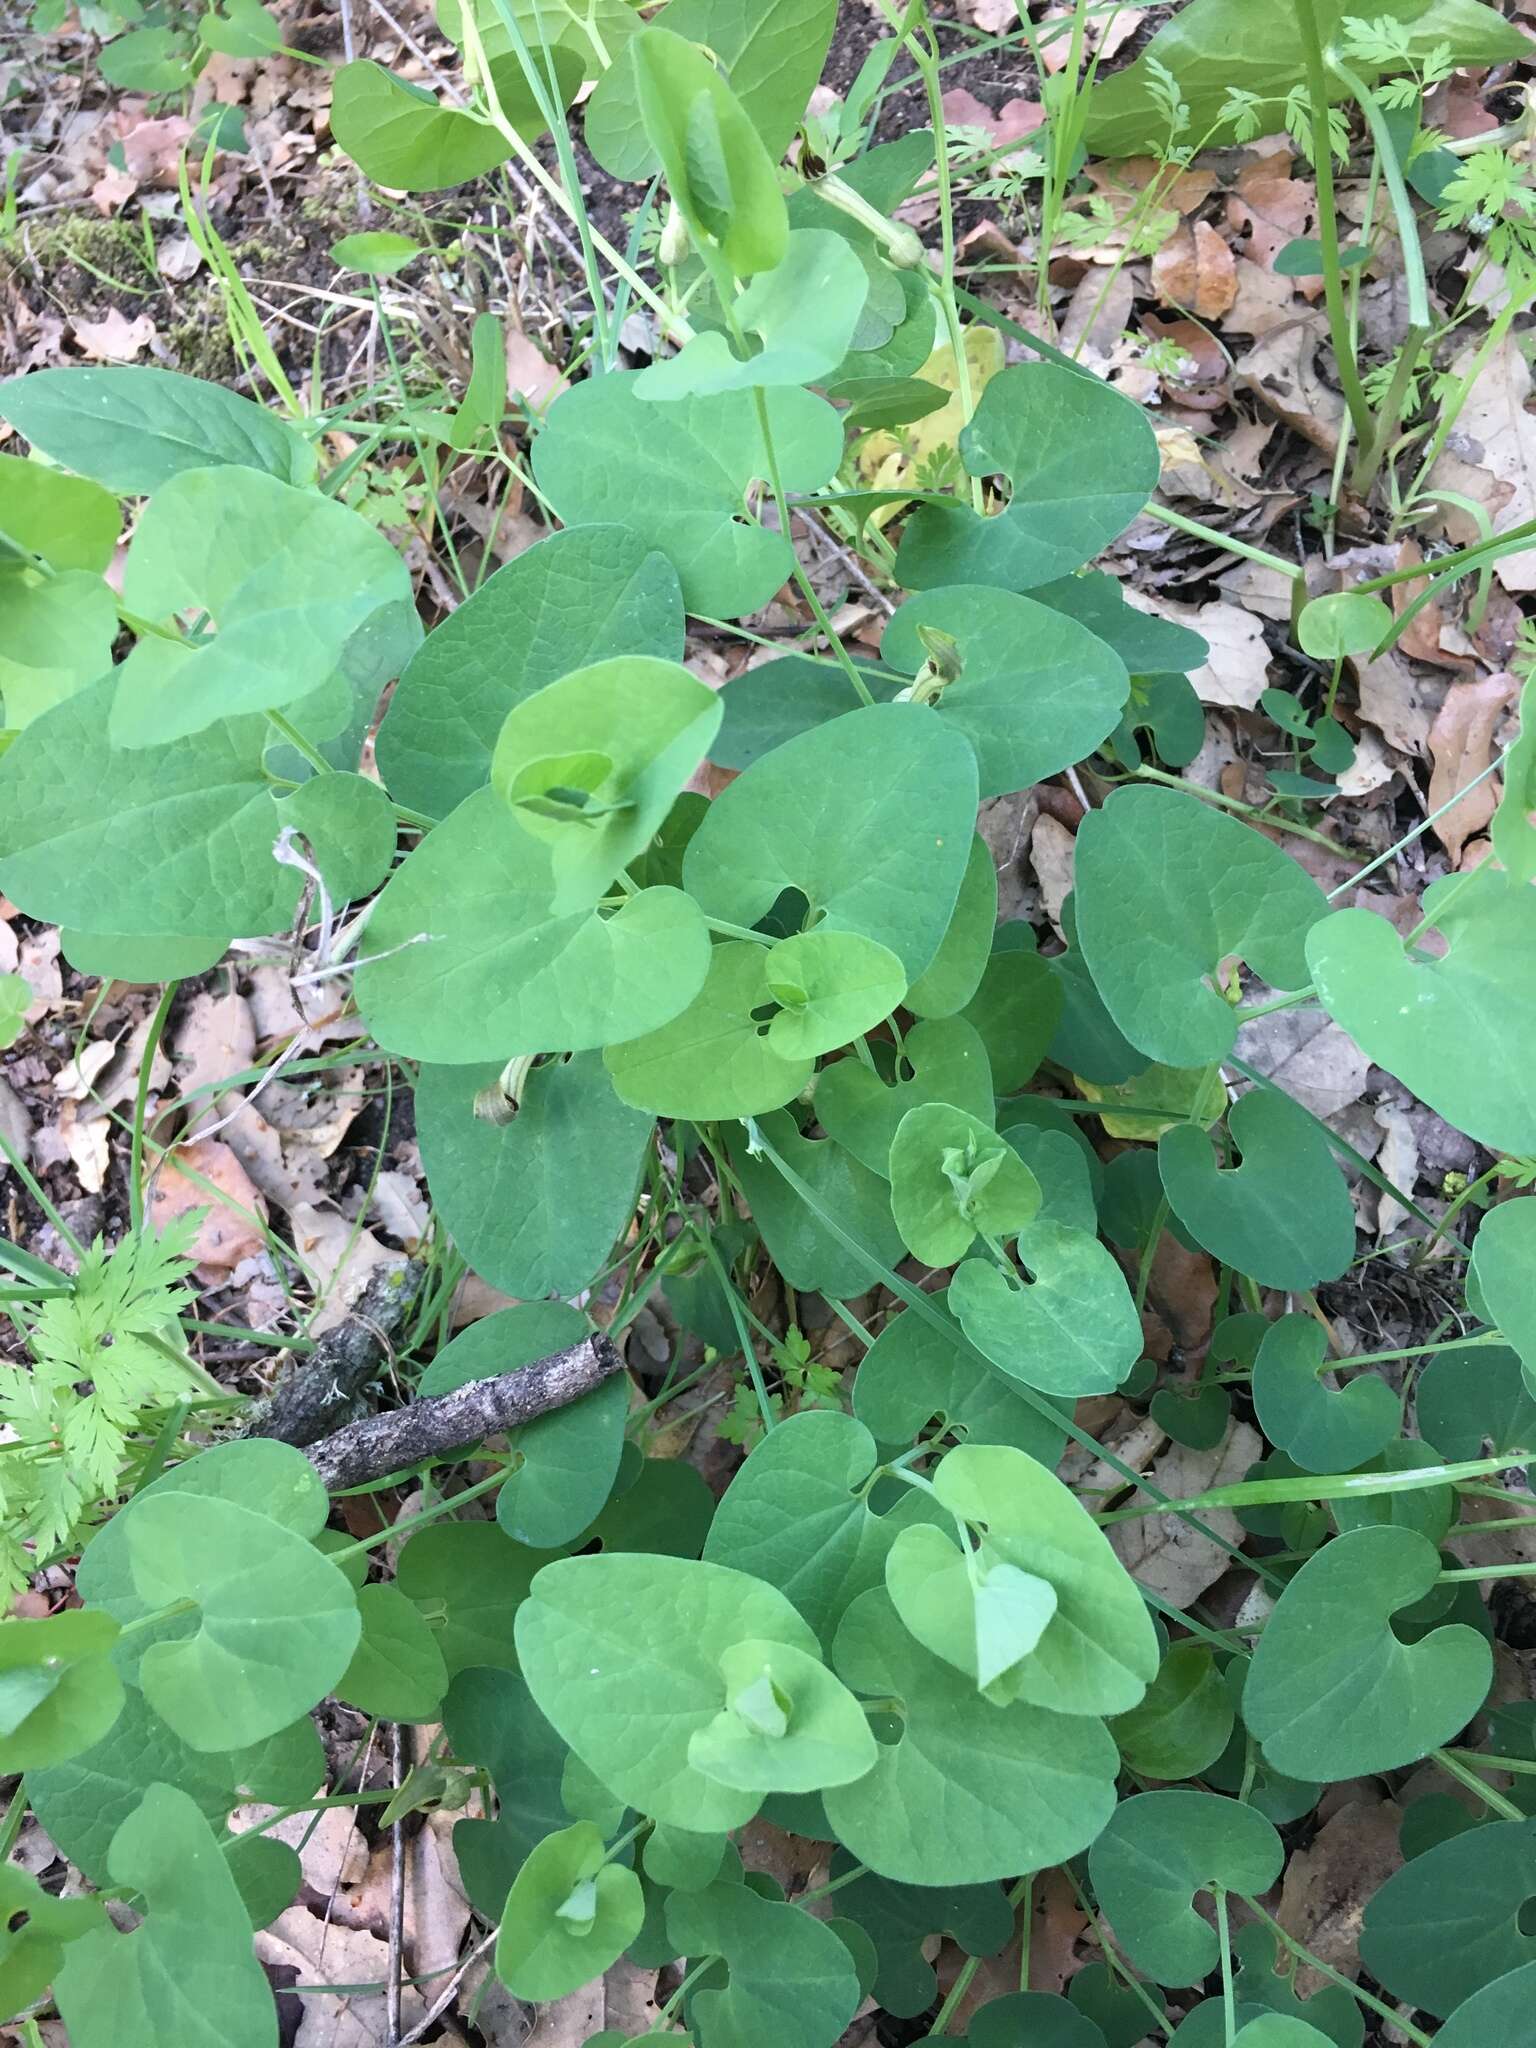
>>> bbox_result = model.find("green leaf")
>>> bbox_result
[1360,1822,1536,2019]
[330,230,423,275]
[59,930,230,983]
[443,1668,572,1916]
[27,1689,323,1884]
[0,1611,123,1772]
[275,770,397,901]
[105,1493,360,1751]
[515,1551,825,1829]
[531,371,843,617]
[330,58,550,190]
[224,1833,302,1929]
[888,1102,1040,1266]
[711,655,903,771]
[0,1864,104,2019]
[1109,1642,1234,1780]
[1089,1791,1283,1986]
[880,584,1130,798]
[684,702,977,981]
[416,1056,652,1301]
[885,1521,1058,1695]
[418,1303,628,1547]
[110,466,409,747]
[1047,895,1148,1084]
[0,971,28,1050]
[396,1520,542,1674]
[490,655,719,912]
[1295,591,1393,658]
[580,1451,717,1558]
[1470,1200,1536,1394]
[97,25,196,89]
[336,1583,450,1722]
[644,1823,729,1891]
[824,1588,1119,1884]
[0,566,119,729]
[1244,1526,1492,1780]
[604,941,814,1117]
[852,1297,1069,1467]
[0,366,315,493]
[759,929,907,1058]
[1307,865,1536,1155]
[1082,0,1529,155]
[892,1443,1158,1713]
[641,231,869,397]
[1416,1342,1536,1460]
[54,1784,278,2048]
[725,1114,905,1299]
[633,27,788,277]
[356,786,711,1060]
[496,1820,645,2001]
[1436,1964,1536,2045]
[956,1993,1109,2048]
[905,832,996,1020]
[950,1219,1143,1398]
[377,525,684,819]
[586,0,836,178]
[199,0,283,55]
[825,1858,1014,2019]
[1251,1313,1400,1474]
[1077,788,1328,1067]
[687,1636,877,1791]
[1492,674,1536,885]
[1032,569,1208,678]
[895,364,1159,592]
[960,925,1063,1092]
[667,1880,860,2048]
[703,1410,917,1651]
[0,453,119,571]
[1157,1089,1356,1290]
[816,1016,995,1176]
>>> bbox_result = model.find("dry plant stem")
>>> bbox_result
[387,1721,406,2047]
[300,1332,626,1489]
[246,1258,427,1450]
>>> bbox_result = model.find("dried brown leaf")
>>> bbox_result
[148,1137,268,1278]
[1426,670,1517,860]
[1151,220,1238,320]
[1108,1419,1261,1605]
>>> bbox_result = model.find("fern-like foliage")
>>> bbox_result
[0,1217,200,1595]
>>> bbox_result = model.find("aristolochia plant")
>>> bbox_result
[2,0,1536,2041]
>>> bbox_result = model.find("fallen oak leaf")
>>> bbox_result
[1151,219,1238,320]
[1426,670,1517,861]
[147,1136,269,1280]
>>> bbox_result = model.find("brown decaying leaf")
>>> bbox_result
[1276,1792,1403,1994]
[172,986,256,1138]
[1236,317,1344,453]
[1129,594,1271,710]
[1151,220,1238,320]
[148,1137,268,1279]
[1226,148,1315,270]
[1431,335,1536,594]
[939,87,1044,149]
[1108,1419,1261,1605]
[71,308,156,362]
[1426,670,1517,861]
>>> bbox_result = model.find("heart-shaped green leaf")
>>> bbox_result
[888,1102,1041,1267]
[1158,1088,1356,1291]
[1251,1313,1400,1474]
[376,525,684,819]
[110,466,410,747]
[633,27,788,276]
[335,1584,449,1723]
[515,1552,826,1830]
[824,1588,1119,1884]
[950,1220,1143,1398]
[604,941,814,1117]
[111,1493,360,1752]
[0,1610,123,1772]
[1360,1821,1536,2019]
[880,584,1129,797]
[852,1298,1069,1467]
[1436,1964,1536,2047]
[1109,1642,1234,1780]
[1089,1790,1283,1986]
[0,1865,104,2019]
[1470,1200,1536,1394]
[905,833,997,1020]
[1244,1526,1492,1780]
[395,1520,542,1675]
[724,1115,905,1299]
[415,1054,653,1301]
[823,1857,1013,2020]
[885,1522,1058,1695]
[666,1880,861,2048]
[639,230,869,396]
[356,787,711,1060]
[1076,788,1328,1067]
[687,1636,877,1790]
[761,929,907,1057]
[331,56,573,188]
[895,364,1159,591]
[495,1820,645,2002]
[1307,865,1536,1156]
[489,655,721,911]
[816,1016,995,1176]
[54,1784,278,2048]
[533,372,843,617]
[892,1443,1158,1713]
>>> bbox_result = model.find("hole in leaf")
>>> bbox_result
[7,1911,30,1935]
[1519,1897,1536,1937]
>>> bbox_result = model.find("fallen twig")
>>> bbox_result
[244,1258,425,1450]
[300,1332,626,1490]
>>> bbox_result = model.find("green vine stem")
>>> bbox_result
[1291,0,1376,447]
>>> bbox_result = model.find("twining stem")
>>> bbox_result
[1432,1745,1525,1819]
[1239,1898,1434,2047]
[1098,1447,1524,1523]
[1291,0,1375,446]
[693,1170,779,1433]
